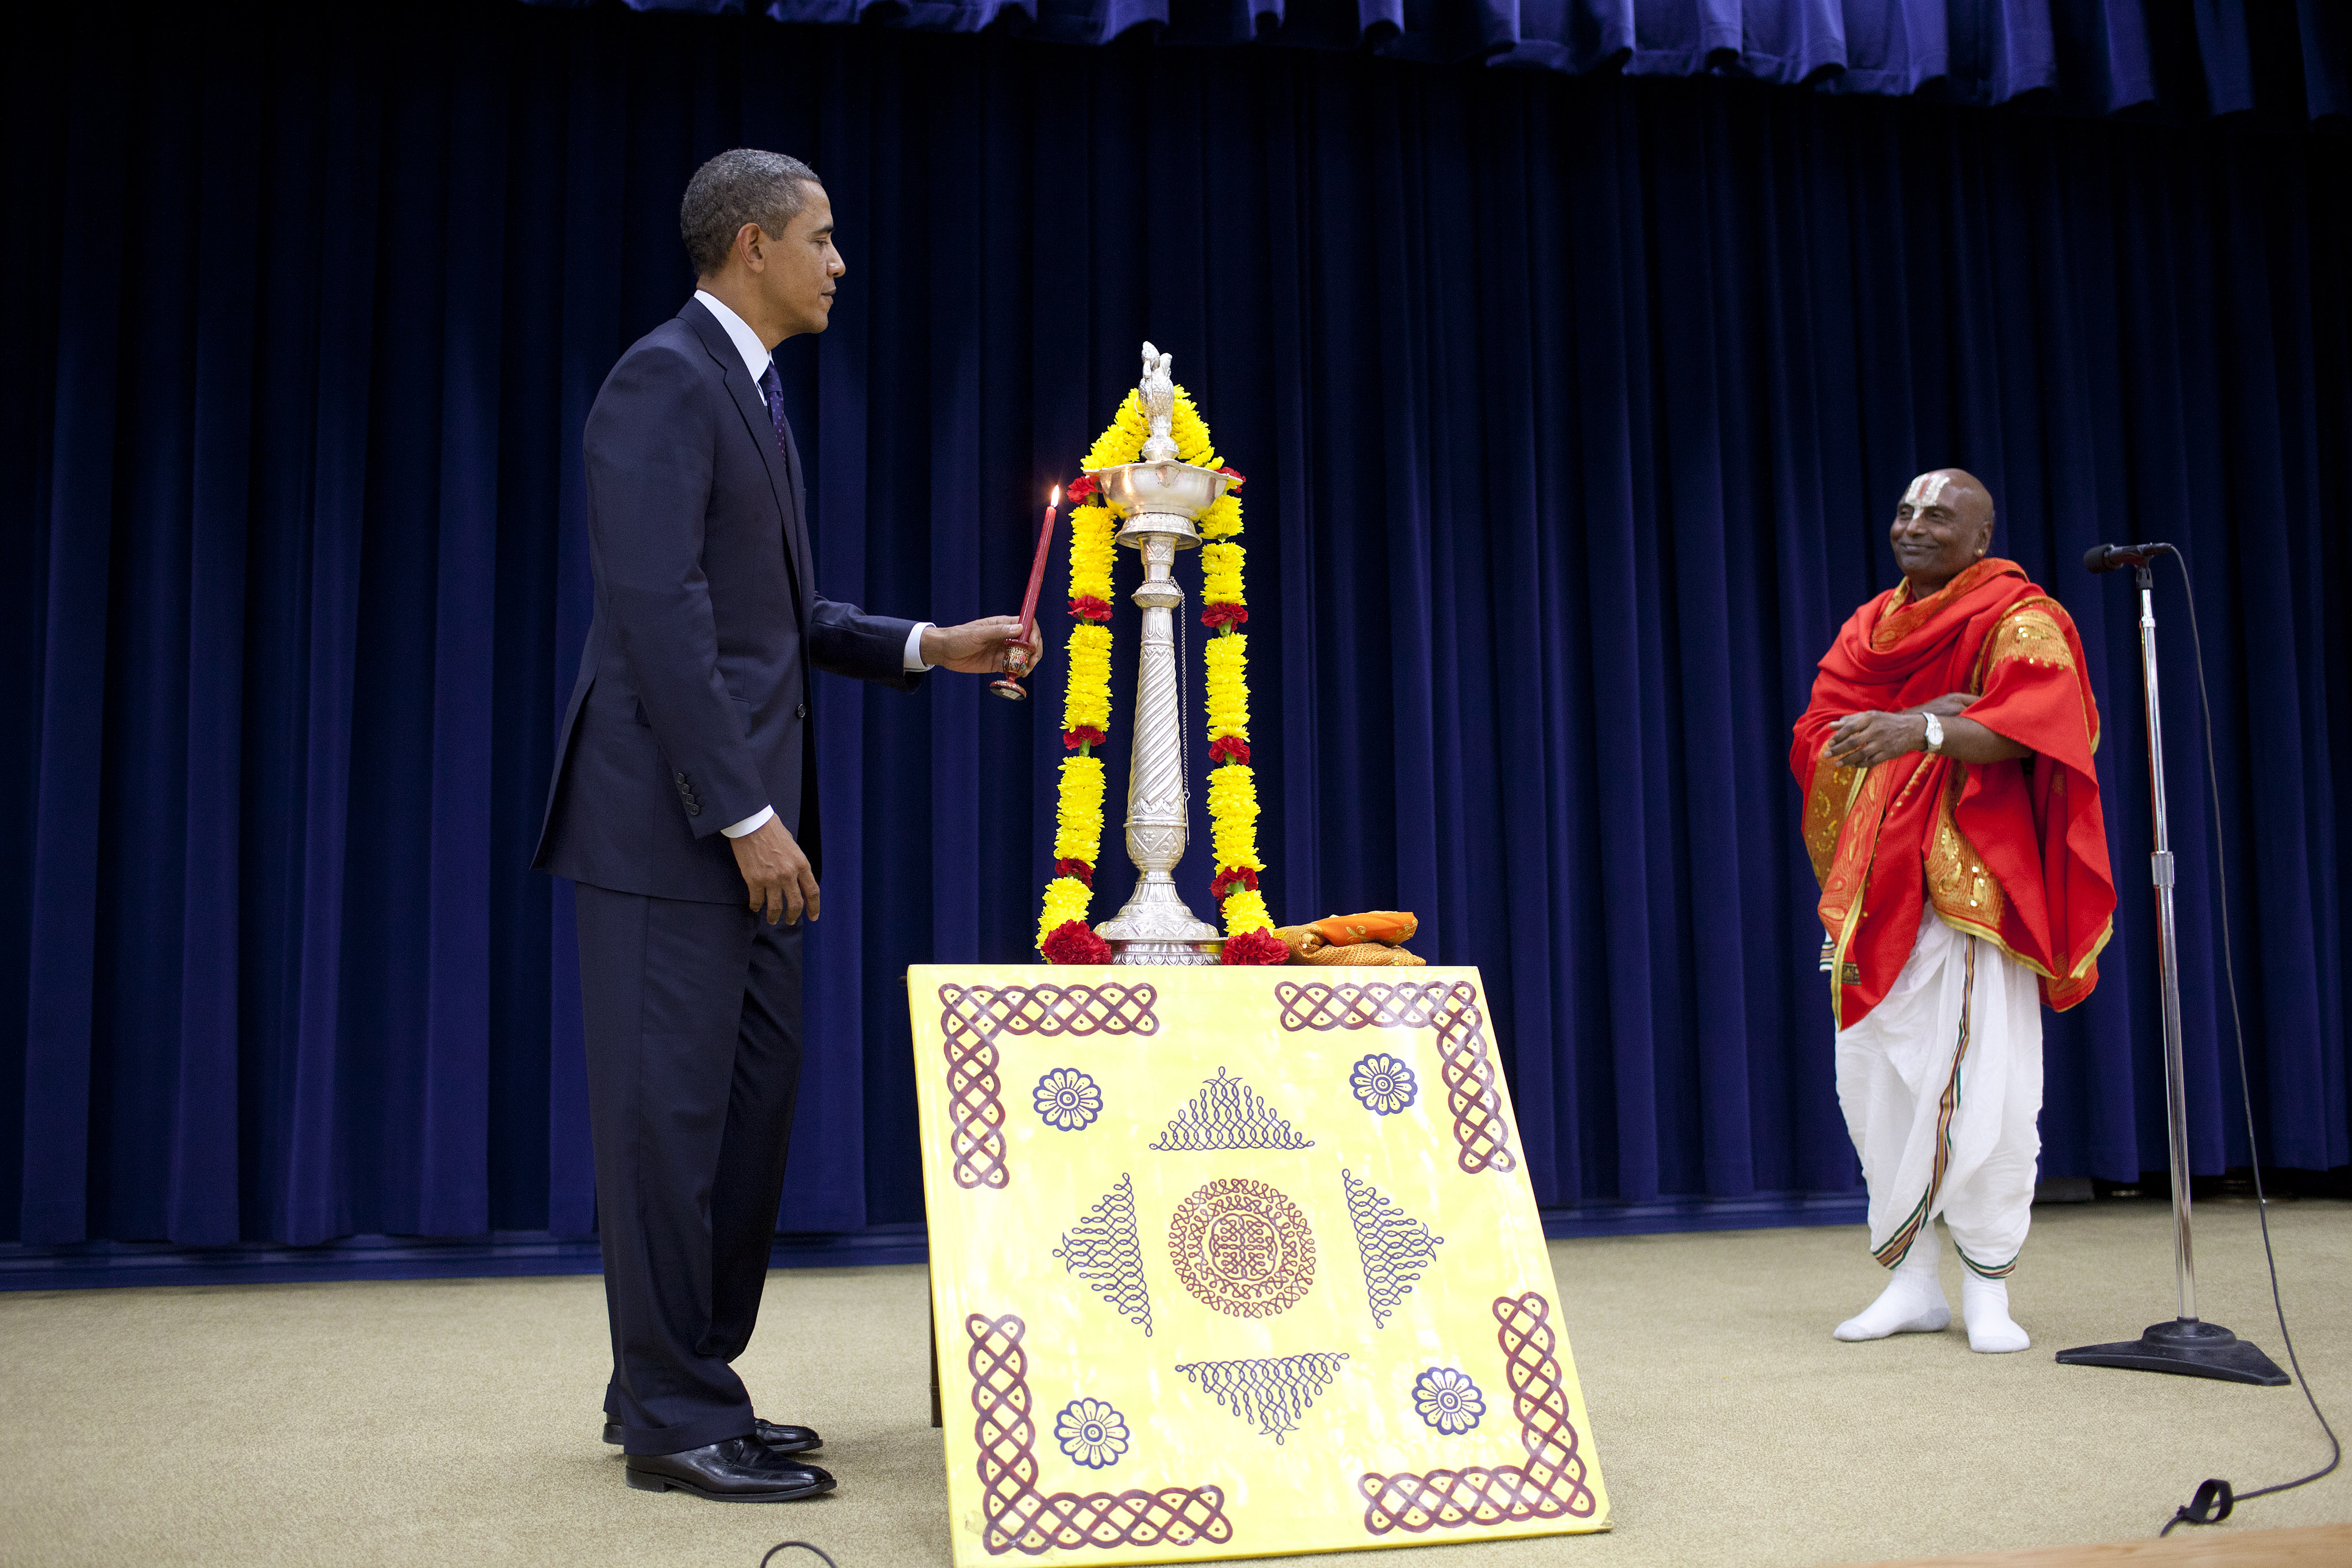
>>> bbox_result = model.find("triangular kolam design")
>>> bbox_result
[1149,1067,1314,1151]
[1053,1172,1152,1335]
[1341,1168,1445,1328]
[1174,1353,1349,1443]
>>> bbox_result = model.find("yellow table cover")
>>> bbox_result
[910,964,1609,1566]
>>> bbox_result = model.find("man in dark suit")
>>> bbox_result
[534,149,1038,1503]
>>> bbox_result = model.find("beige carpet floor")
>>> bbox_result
[1,1199,2345,1568]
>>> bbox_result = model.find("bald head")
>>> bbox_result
[1890,468,1996,595]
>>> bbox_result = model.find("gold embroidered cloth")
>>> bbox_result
[1790,559,2115,1027]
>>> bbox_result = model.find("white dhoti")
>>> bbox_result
[1836,904,2042,1277]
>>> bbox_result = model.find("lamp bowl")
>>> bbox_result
[1086,460,1231,544]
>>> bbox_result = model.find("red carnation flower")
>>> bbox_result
[1200,603,1250,630]
[1065,475,1098,502]
[1053,858,1095,888]
[1208,735,1251,766]
[1220,928,1289,966]
[1063,726,1108,751]
[1216,467,1247,489]
[1042,920,1112,965]
[1069,595,1114,622]
[1210,865,1259,901]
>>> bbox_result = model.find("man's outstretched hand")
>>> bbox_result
[922,615,1046,675]
[732,816,819,926]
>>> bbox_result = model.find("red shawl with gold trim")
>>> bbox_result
[1791,558,2115,1028]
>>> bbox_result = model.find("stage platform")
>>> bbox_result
[0,1201,2343,1567]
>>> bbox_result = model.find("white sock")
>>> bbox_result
[1834,1240,1951,1341]
[1962,1272,2030,1353]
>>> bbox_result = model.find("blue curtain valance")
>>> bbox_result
[520,0,2349,122]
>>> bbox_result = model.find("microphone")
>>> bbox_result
[2084,542,2169,574]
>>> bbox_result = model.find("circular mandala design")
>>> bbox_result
[1167,1177,1316,1319]
[1032,1067,1102,1131]
[1349,1052,1418,1116]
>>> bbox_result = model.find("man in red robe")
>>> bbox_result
[1792,470,2114,1353]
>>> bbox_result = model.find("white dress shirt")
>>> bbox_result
[691,290,931,840]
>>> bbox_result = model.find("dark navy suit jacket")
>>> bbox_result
[535,299,919,905]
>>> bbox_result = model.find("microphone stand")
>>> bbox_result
[2055,554,2286,1385]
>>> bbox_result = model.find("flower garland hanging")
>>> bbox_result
[1036,382,1284,964]
[1035,463,1121,963]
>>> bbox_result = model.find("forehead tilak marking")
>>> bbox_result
[1902,473,1949,510]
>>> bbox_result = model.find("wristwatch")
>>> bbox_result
[1921,713,1945,756]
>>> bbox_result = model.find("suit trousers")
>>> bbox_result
[573,881,804,1456]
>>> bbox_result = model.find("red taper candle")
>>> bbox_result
[991,485,1059,700]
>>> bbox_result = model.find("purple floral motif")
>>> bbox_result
[1412,1366,1483,1435]
[1054,1397,1130,1469]
[1350,1053,1417,1116]
[1034,1067,1103,1131]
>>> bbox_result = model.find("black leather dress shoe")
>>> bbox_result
[624,1438,835,1501]
[604,1417,822,1454]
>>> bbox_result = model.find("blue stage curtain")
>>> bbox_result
[514,0,2351,122]
[2,0,2346,1251]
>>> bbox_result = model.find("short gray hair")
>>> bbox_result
[680,149,821,277]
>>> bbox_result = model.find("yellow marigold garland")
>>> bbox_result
[1061,623,1113,736]
[1179,394,1270,939]
[1204,634,1250,741]
[1038,502,1128,955]
[1052,755,1107,864]
[1067,502,1116,602]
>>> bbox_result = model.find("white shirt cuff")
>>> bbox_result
[721,805,776,839]
[904,622,934,672]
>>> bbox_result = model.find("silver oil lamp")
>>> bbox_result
[1085,343,1236,965]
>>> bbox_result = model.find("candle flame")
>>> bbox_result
[1050,485,1061,506]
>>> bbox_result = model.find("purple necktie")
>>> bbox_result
[758,360,788,458]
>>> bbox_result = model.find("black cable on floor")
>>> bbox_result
[2152,544,2339,1536]
[759,1543,838,1567]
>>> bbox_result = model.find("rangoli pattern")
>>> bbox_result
[968,1311,1233,1555]
[1341,1168,1445,1328]
[1148,1067,1313,1152]
[1359,1292,1599,1535]
[939,983,1159,1189]
[1276,981,1517,1175]
[1167,1177,1316,1319]
[1055,1172,1154,1336]
[1175,1352,1350,1444]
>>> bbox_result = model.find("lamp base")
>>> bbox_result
[1107,939,1223,966]
[2055,1318,2289,1385]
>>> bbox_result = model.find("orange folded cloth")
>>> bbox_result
[1308,911,1418,947]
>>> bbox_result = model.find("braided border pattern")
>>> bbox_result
[939,984,1159,1190]
[1274,980,1517,1175]
[1359,1292,1597,1534]
[967,1311,1233,1555]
